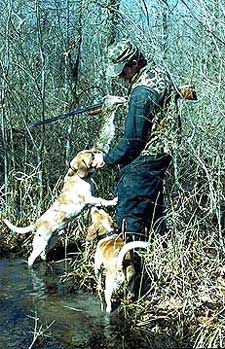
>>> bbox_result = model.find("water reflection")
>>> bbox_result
[0,257,112,349]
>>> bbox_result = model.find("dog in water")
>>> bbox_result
[87,207,148,313]
[3,150,117,266]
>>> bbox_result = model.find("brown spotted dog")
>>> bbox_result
[3,150,117,267]
[87,207,148,313]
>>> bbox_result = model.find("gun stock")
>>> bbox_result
[177,85,197,101]
[31,102,103,128]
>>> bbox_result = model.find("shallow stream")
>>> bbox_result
[0,256,132,349]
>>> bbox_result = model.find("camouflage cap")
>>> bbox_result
[106,39,138,78]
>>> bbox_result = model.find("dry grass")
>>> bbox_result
[1,1,225,347]
[1,114,225,347]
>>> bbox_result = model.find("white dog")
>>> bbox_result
[3,150,117,266]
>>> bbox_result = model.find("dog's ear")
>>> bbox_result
[97,224,108,237]
[86,221,107,241]
[76,152,94,178]
[86,223,99,241]
[76,163,88,178]
[70,158,88,178]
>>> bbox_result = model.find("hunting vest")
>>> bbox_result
[129,64,179,158]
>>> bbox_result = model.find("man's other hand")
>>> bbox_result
[93,153,105,168]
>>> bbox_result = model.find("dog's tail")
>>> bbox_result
[117,241,148,270]
[3,218,34,234]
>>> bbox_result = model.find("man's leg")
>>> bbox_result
[116,174,154,242]
[116,155,171,241]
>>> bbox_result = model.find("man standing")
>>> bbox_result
[93,39,178,242]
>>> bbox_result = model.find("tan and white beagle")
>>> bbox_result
[3,150,117,266]
[87,207,148,313]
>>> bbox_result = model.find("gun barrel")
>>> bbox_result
[31,102,103,128]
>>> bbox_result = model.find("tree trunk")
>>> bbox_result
[35,0,47,201]
[160,0,169,57]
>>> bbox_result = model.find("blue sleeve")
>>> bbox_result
[104,86,157,166]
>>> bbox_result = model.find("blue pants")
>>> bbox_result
[115,154,171,240]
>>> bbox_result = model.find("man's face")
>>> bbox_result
[119,60,139,81]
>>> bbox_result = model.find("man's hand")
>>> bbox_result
[111,196,118,205]
[92,153,105,168]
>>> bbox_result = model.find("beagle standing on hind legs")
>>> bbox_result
[3,149,117,267]
[2,95,126,267]
[87,207,148,313]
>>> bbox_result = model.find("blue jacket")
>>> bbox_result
[104,86,159,167]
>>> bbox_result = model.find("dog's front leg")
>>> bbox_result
[86,196,118,207]
[94,252,105,310]
[94,254,103,292]
[96,271,104,312]
[125,265,136,300]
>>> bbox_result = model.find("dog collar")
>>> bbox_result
[69,164,76,172]
[69,163,92,179]
[106,230,118,237]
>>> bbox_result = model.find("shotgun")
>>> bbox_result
[31,85,197,128]
[31,101,103,128]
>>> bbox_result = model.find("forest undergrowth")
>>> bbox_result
[1,0,225,347]
[1,113,225,348]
